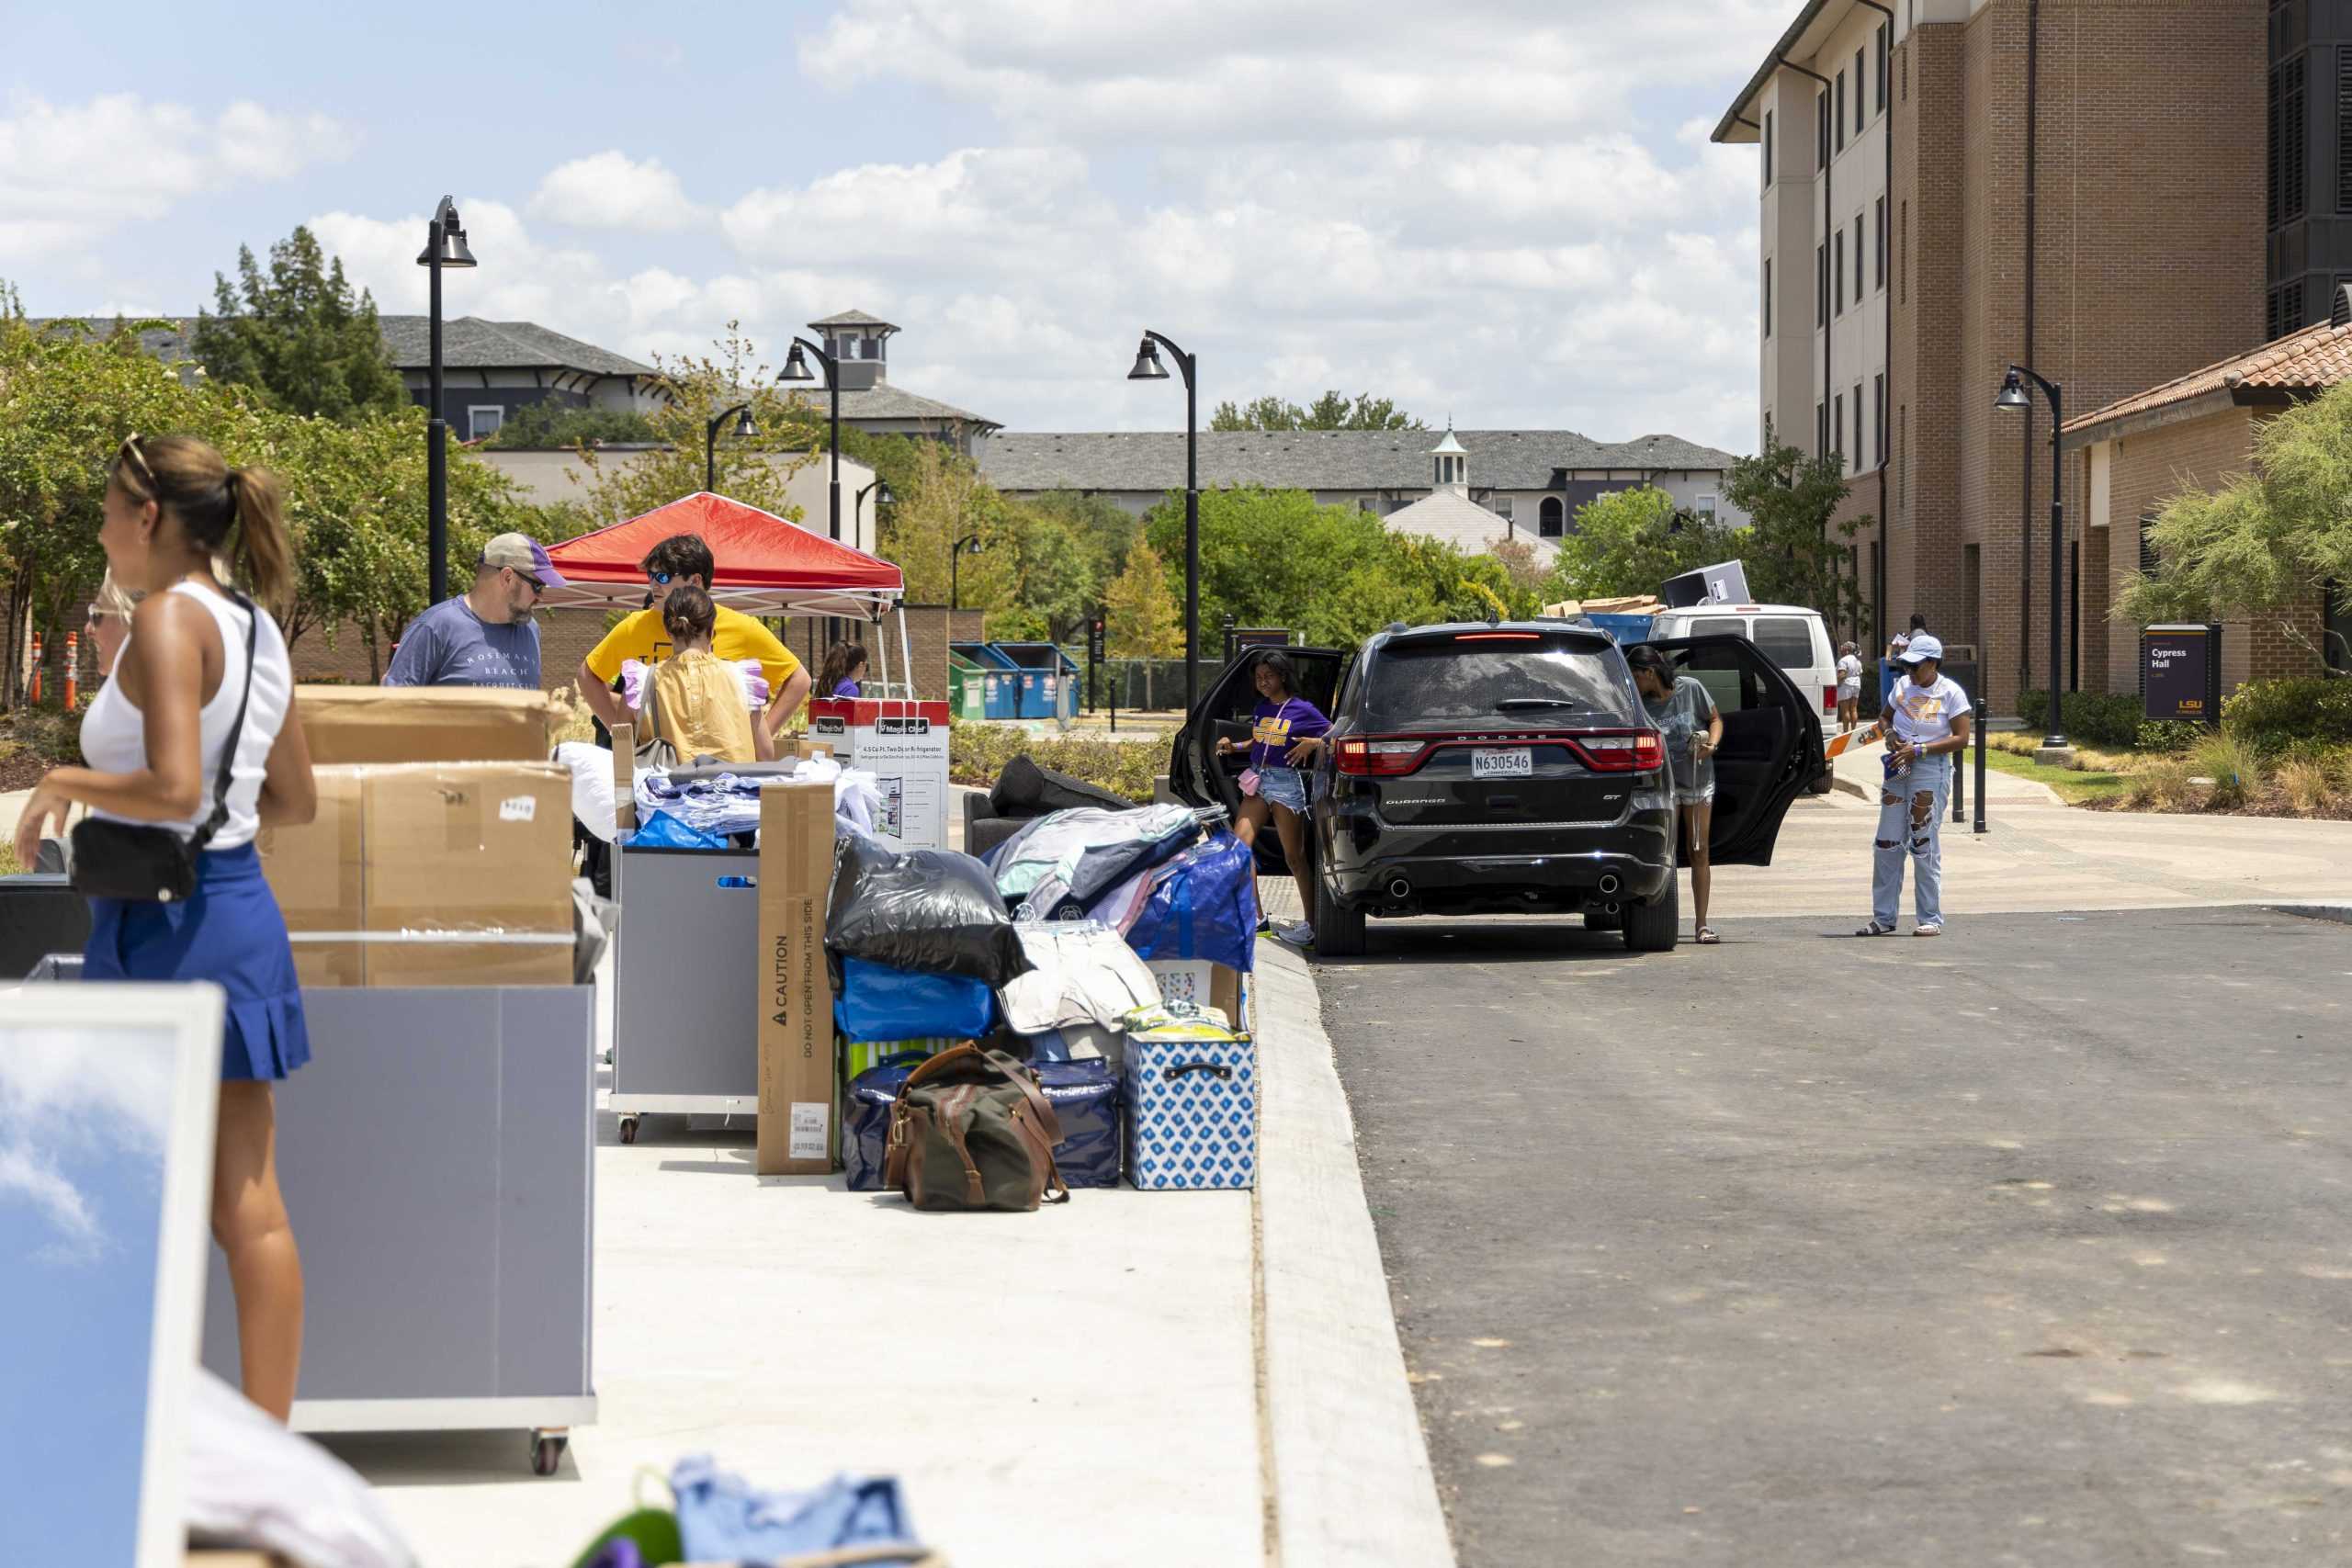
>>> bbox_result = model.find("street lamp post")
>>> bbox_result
[1996,364,2069,754]
[413,196,477,605]
[778,338,842,544]
[854,478,894,553]
[1126,331,1200,714]
[704,402,756,494]
[950,532,984,611]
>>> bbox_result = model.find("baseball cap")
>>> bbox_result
[481,533,565,590]
[1898,632,1944,665]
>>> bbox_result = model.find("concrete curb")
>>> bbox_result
[1252,941,1456,1568]
[2271,904,2352,926]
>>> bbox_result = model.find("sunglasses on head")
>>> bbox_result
[117,432,157,491]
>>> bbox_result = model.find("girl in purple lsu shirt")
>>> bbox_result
[1214,649,1329,946]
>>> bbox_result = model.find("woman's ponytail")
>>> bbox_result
[226,465,294,613]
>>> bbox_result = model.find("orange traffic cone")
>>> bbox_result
[64,630,79,711]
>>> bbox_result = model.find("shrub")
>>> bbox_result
[2123,756,2199,812]
[0,706,84,767]
[2016,689,2149,750]
[2276,753,2345,815]
[2134,720,2204,754]
[948,724,1167,804]
[2221,677,2352,753]
[2192,730,2266,809]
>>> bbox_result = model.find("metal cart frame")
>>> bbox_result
[607,841,765,1144]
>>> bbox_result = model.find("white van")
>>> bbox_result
[1648,604,1841,791]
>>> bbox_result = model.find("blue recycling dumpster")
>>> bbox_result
[990,642,1080,723]
[955,641,1023,720]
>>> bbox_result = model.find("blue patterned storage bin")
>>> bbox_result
[1123,1030,1258,1190]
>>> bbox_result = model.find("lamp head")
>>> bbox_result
[1996,367,2030,411]
[734,407,757,439]
[1126,337,1169,381]
[779,342,816,383]
[876,480,896,507]
[415,201,477,268]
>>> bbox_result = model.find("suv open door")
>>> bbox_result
[1633,635,1824,866]
[1170,647,1350,875]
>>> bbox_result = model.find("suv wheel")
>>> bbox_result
[1314,869,1367,958]
[1623,877,1679,953]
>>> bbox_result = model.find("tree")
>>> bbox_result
[192,227,407,423]
[484,402,659,449]
[1102,537,1183,705]
[1723,426,1871,637]
[2117,379,2352,667]
[560,322,819,531]
[878,436,1017,611]
[1209,390,1425,432]
[1545,486,1733,603]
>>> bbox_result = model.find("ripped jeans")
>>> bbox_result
[1871,751,1951,929]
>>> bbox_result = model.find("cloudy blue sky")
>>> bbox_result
[2,0,1791,453]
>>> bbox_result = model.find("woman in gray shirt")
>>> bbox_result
[1627,645,1725,944]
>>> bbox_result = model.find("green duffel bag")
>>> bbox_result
[885,1043,1069,1211]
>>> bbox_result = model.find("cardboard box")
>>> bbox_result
[1145,958,1243,1025]
[755,782,840,1175]
[258,762,573,987]
[297,684,558,766]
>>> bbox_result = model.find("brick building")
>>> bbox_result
[2062,315,2349,692]
[1714,0,2267,714]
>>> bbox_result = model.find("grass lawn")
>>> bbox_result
[0,841,21,876]
[1980,747,2134,804]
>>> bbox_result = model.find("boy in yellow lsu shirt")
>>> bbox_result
[575,532,811,754]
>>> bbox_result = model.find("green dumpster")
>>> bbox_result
[947,650,988,722]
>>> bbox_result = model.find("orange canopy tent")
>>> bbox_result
[541,491,903,620]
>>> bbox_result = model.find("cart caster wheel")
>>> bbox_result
[531,1433,567,1476]
[618,1116,639,1145]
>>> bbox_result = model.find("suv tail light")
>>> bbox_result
[1336,739,1427,776]
[1575,732,1665,772]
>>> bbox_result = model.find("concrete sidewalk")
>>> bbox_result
[1826,732,2061,805]
[334,939,1452,1568]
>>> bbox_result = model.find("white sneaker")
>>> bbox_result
[1275,919,1316,946]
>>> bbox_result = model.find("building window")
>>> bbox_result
[1878,23,1890,113]
[1817,400,1829,458]
[1899,200,1908,305]
[1764,110,1774,188]
[1696,493,1718,521]
[1854,215,1865,304]
[1763,257,1772,337]
[1874,375,1886,467]
[2272,54,2309,230]
[1856,47,1867,133]
[1835,232,1845,317]
[1836,72,1847,152]
[1538,497,1565,538]
[2325,580,2350,672]
[1492,497,1514,522]
[1875,197,1887,291]
[1850,382,1862,472]
[1358,497,1375,513]
[2270,280,2306,341]
[1833,393,1845,462]
[1899,404,1907,510]
[2339,50,2352,211]
[1817,243,1829,325]
[467,405,504,440]
[1818,92,1830,167]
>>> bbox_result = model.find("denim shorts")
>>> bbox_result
[1257,763,1315,814]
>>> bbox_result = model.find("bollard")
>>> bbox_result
[63,631,79,711]
[28,631,40,705]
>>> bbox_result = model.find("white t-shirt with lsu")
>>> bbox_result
[1886,674,1971,748]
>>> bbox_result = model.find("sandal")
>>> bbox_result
[1855,919,1898,937]
[1695,926,1720,944]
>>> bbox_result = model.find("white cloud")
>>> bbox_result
[0,94,354,259]
[529,151,707,232]
[0,1028,176,1268]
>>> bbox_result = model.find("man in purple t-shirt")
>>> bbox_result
[383,534,563,689]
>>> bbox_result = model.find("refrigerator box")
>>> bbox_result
[805,697,952,850]
[755,782,841,1176]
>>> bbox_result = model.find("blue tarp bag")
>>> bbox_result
[1035,1059,1121,1187]
[1124,831,1257,973]
[842,1054,933,1192]
[669,1456,925,1565]
[835,956,995,1043]
[621,809,727,851]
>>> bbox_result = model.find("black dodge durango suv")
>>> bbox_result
[1170,621,1822,956]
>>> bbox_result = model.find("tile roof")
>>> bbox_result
[26,313,655,378]
[980,428,1741,493]
[1384,489,1556,559]
[2064,318,2352,438]
[782,383,998,430]
[808,309,899,331]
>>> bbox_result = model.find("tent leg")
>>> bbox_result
[899,608,914,703]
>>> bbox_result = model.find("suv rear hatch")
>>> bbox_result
[1336,629,1659,829]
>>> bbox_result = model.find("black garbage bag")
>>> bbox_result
[825,832,1032,987]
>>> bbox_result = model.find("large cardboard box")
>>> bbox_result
[297,684,558,766]
[755,783,840,1175]
[259,762,573,987]
[805,698,949,849]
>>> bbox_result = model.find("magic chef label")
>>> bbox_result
[812,716,849,735]
[877,716,932,736]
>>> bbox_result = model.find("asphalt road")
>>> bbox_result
[1321,908,2352,1566]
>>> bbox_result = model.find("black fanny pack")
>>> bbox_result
[70,592,259,904]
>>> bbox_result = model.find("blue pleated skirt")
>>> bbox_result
[83,841,311,1082]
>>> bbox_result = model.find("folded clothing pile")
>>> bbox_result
[1100,829,1258,973]
[985,803,1221,921]
[573,1456,935,1568]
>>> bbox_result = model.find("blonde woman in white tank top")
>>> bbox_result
[14,434,317,1423]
